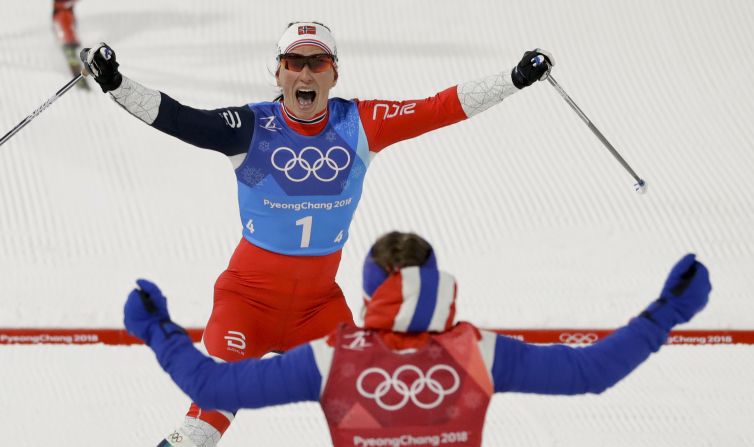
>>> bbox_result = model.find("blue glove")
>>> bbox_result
[641,254,711,331]
[124,279,185,344]
[511,48,555,89]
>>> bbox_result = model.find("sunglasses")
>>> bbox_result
[278,53,336,73]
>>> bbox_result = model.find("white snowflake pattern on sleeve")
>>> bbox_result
[457,71,518,118]
[109,75,162,124]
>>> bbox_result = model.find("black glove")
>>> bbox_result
[80,42,122,93]
[641,254,711,332]
[511,48,554,89]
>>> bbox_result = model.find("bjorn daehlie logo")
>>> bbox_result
[356,364,460,411]
[372,102,416,120]
[271,146,351,183]
[224,331,246,353]
[221,110,241,128]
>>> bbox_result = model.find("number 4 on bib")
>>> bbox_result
[295,217,344,248]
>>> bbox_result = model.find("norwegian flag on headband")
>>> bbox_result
[298,25,316,35]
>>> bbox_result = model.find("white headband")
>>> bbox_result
[277,22,337,58]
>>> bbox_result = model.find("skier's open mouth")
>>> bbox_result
[296,89,316,107]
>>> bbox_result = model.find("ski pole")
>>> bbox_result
[0,74,84,148]
[533,55,647,194]
[546,74,647,193]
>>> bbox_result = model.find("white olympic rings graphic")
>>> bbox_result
[270,146,351,182]
[356,364,460,411]
[559,332,599,344]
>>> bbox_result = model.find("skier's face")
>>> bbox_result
[276,45,337,119]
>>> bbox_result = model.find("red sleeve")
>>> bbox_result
[356,86,468,153]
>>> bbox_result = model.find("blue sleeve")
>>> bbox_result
[490,317,668,394]
[151,94,254,156]
[148,327,321,412]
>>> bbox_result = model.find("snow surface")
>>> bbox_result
[1,0,753,445]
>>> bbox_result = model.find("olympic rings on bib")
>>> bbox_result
[356,364,460,411]
[271,145,351,182]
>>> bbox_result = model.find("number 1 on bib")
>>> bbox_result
[296,216,313,248]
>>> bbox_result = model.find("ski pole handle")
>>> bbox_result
[532,54,555,82]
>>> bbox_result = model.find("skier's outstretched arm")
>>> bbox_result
[123,279,323,412]
[359,49,554,153]
[81,43,252,156]
[479,254,711,395]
